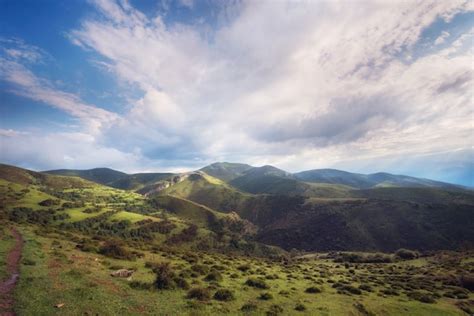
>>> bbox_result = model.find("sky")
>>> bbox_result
[0,0,473,186]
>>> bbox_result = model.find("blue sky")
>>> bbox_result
[0,0,473,186]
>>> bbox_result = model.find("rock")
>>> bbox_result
[110,269,134,278]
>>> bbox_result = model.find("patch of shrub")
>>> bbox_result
[187,287,211,301]
[380,288,399,296]
[333,283,362,295]
[266,304,283,316]
[99,240,134,260]
[204,271,222,282]
[395,249,419,260]
[213,289,235,301]
[407,291,436,303]
[38,199,60,207]
[237,264,251,272]
[174,276,190,290]
[241,302,258,312]
[258,292,273,300]
[154,262,176,290]
[245,278,269,289]
[305,286,321,294]
[459,274,474,291]
[191,264,210,275]
[166,224,198,244]
[359,284,373,292]
[295,303,306,311]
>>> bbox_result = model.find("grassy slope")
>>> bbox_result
[158,173,254,213]
[10,225,470,315]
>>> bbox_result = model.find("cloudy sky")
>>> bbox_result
[0,0,473,186]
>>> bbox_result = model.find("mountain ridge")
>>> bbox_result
[43,162,468,190]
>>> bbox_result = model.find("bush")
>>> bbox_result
[407,291,436,303]
[460,274,474,291]
[305,286,321,294]
[259,292,273,300]
[213,289,235,301]
[237,264,251,272]
[359,284,373,292]
[395,249,419,260]
[295,303,306,311]
[191,264,210,275]
[204,271,222,282]
[154,262,176,290]
[38,199,60,207]
[267,304,283,316]
[187,287,211,301]
[380,288,399,296]
[173,276,190,290]
[99,240,134,260]
[245,278,269,289]
[333,283,362,295]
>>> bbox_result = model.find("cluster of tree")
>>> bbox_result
[8,207,70,225]
[38,199,61,207]
[166,224,198,244]
[128,220,177,240]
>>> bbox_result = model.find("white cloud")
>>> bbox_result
[66,0,473,173]
[1,0,473,183]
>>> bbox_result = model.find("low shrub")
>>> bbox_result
[359,284,373,292]
[259,292,273,300]
[241,302,258,312]
[407,291,436,303]
[295,303,306,311]
[305,286,321,294]
[395,249,419,260]
[237,264,251,272]
[191,264,210,275]
[245,278,269,289]
[213,289,235,301]
[266,304,283,316]
[99,240,134,260]
[154,262,176,290]
[174,276,190,290]
[187,287,211,301]
[204,271,222,282]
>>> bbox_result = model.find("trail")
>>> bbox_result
[0,228,23,316]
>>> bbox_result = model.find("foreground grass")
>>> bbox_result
[8,225,471,316]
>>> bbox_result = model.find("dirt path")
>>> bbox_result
[0,228,23,316]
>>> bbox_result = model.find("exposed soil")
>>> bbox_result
[0,228,23,316]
